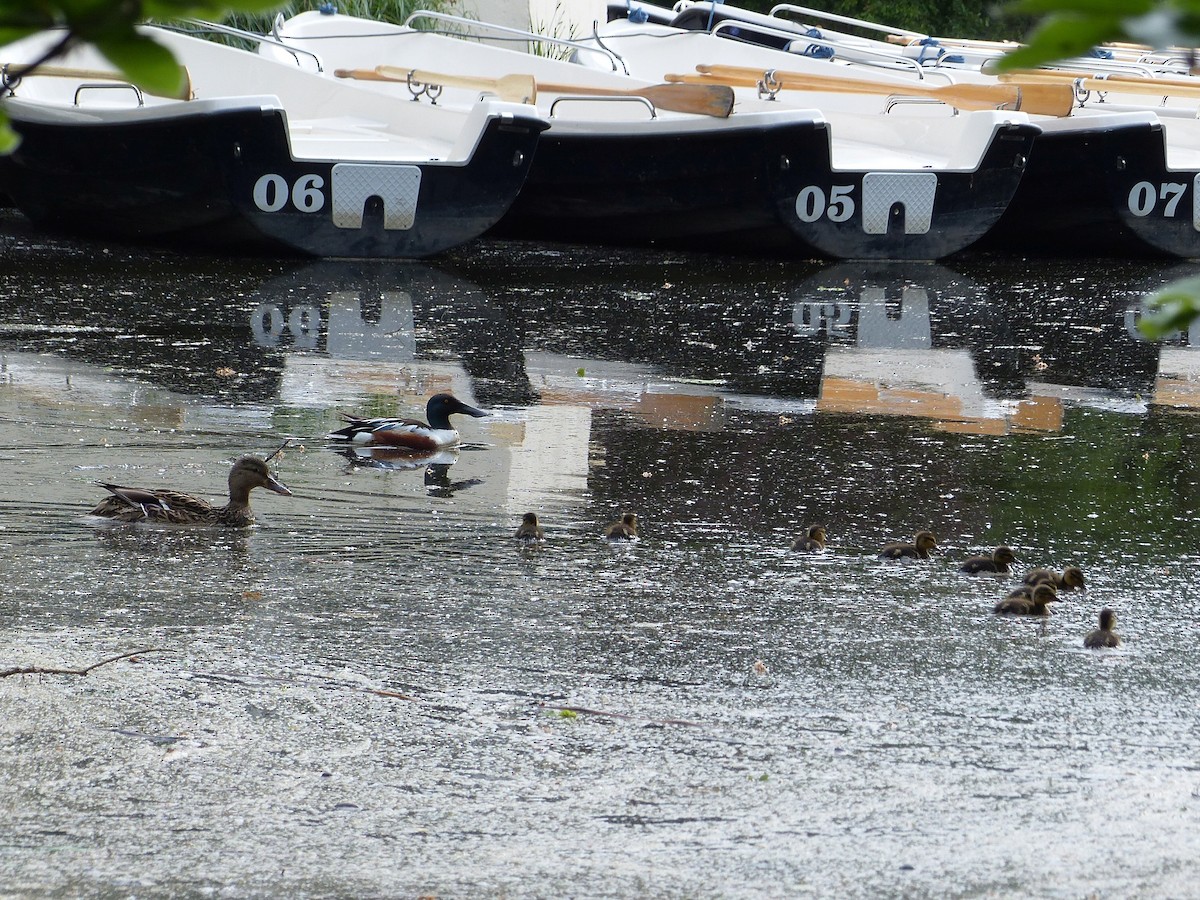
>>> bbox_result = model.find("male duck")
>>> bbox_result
[1024,566,1085,591]
[1084,608,1121,648]
[879,531,938,560]
[960,546,1017,574]
[605,513,639,541]
[994,582,1058,616]
[791,524,827,552]
[516,512,545,544]
[327,392,487,452]
[89,455,291,527]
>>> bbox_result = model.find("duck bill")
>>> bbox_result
[460,402,488,418]
[266,475,292,496]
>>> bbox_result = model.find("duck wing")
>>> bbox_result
[94,483,215,523]
[328,414,425,442]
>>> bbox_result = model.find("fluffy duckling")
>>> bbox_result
[90,455,291,527]
[790,524,827,552]
[1084,608,1121,648]
[960,546,1017,574]
[994,582,1058,616]
[878,531,937,560]
[1024,566,1085,591]
[515,512,545,545]
[605,512,639,541]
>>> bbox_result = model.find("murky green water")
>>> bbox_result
[1,212,1199,898]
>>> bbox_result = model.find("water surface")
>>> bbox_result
[1,214,1199,898]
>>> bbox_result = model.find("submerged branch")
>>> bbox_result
[0,647,174,678]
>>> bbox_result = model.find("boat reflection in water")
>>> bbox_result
[793,261,1162,433]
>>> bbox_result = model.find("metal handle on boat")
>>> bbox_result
[884,95,958,115]
[74,82,144,107]
[403,11,628,74]
[769,3,922,39]
[180,19,325,72]
[549,94,656,118]
[710,19,924,78]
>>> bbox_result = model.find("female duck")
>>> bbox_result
[994,582,1058,616]
[328,392,487,451]
[1084,608,1121,648]
[1024,566,1085,591]
[791,524,827,552]
[89,455,291,527]
[605,513,639,541]
[879,531,937,560]
[516,512,545,545]
[960,546,1017,574]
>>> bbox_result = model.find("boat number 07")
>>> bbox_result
[1127,181,1187,218]
[253,174,326,214]
[795,185,855,223]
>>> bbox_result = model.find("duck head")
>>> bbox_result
[1030,582,1059,608]
[994,546,1017,566]
[229,455,292,503]
[1098,607,1116,630]
[425,393,488,430]
[915,531,938,553]
[1062,566,1085,589]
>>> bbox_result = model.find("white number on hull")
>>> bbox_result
[795,185,855,223]
[253,173,327,214]
[1127,181,1187,218]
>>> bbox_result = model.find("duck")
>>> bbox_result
[605,512,639,541]
[994,582,1058,616]
[327,392,487,451]
[1084,608,1121,648]
[516,512,545,544]
[960,546,1017,574]
[790,524,827,552]
[1024,566,1085,591]
[878,531,937,560]
[89,455,291,526]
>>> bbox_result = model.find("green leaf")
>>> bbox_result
[1138,277,1200,340]
[93,32,189,98]
[1010,0,1152,14]
[993,13,1124,70]
[0,113,20,154]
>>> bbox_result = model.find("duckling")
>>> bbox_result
[790,524,827,552]
[605,512,639,541]
[1024,566,1085,591]
[994,582,1058,616]
[515,512,545,545]
[878,531,937,560]
[1084,608,1121,648]
[89,455,291,527]
[960,546,1017,574]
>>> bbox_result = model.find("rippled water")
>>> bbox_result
[1,212,1199,898]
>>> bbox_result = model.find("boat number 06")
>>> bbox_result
[795,185,855,223]
[253,173,326,214]
[1127,181,1187,218]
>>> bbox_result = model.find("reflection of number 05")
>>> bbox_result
[795,185,856,223]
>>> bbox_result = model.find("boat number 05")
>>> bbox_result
[1127,181,1187,218]
[253,173,325,214]
[795,185,856,223]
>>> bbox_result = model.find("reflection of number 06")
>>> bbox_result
[795,185,856,223]
[253,174,326,213]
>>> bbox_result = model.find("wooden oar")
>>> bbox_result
[1,63,191,98]
[998,69,1200,100]
[337,65,734,118]
[682,63,1074,116]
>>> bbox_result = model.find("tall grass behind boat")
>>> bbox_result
[0,23,546,257]
[266,10,1039,260]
